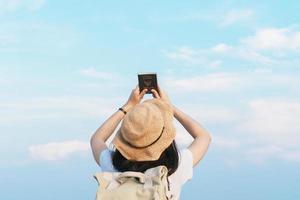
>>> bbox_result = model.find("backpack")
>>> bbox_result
[93,165,174,200]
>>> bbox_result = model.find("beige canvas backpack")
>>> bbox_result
[93,165,174,200]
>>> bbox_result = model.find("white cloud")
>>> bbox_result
[208,60,222,68]
[163,44,274,67]
[164,26,300,67]
[165,72,241,92]
[238,98,300,147]
[237,49,274,65]
[0,96,120,123]
[28,140,89,161]
[163,46,200,64]
[246,145,300,164]
[241,27,300,51]
[253,68,273,74]
[220,9,254,27]
[0,0,45,13]
[184,105,240,125]
[211,135,242,167]
[27,0,45,11]
[162,46,224,68]
[80,67,117,80]
[240,70,300,90]
[0,0,21,13]
[147,11,213,24]
[171,104,240,149]
[148,8,254,28]
[0,20,78,53]
[213,135,240,149]
[211,43,232,53]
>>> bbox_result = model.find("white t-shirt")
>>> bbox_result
[99,148,193,200]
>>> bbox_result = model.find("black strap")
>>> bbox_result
[120,127,165,149]
[118,107,127,115]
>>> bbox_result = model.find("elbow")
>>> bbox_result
[90,134,95,147]
[194,134,212,142]
[90,134,106,147]
[208,134,212,141]
[206,134,212,143]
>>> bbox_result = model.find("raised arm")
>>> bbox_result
[173,106,211,166]
[90,86,147,166]
[151,87,212,166]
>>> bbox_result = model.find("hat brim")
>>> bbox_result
[112,99,176,161]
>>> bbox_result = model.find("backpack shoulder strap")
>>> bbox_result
[93,172,112,190]
[144,166,174,199]
[94,171,146,190]
[115,171,145,184]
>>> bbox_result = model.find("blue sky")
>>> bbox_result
[1,0,300,199]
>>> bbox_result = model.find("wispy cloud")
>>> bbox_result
[165,72,241,92]
[246,145,300,164]
[211,43,232,53]
[163,47,203,64]
[241,27,300,51]
[213,135,240,149]
[0,96,120,123]
[0,0,45,13]
[0,20,78,53]
[214,96,300,164]
[219,9,254,27]
[148,8,255,28]
[163,107,240,149]
[183,105,240,125]
[238,98,300,148]
[163,43,274,67]
[162,46,225,68]
[80,67,118,80]
[236,49,274,64]
[164,26,300,67]
[147,12,211,24]
[28,140,89,161]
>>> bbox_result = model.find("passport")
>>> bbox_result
[138,73,158,94]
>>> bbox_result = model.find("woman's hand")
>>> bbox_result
[151,86,173,110]
[123,85,147,111]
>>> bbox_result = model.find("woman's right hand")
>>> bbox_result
[151,86,173,110]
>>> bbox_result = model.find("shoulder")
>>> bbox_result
[172,148,194,181]
[179,148,193,165]
[167,148,193,198]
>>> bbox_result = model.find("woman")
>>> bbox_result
[90,85,212,199]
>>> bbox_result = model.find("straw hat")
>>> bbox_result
[113,98,176,161]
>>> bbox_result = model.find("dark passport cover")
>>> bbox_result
[138,73,158,94]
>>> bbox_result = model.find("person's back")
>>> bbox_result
[91,86,212,199]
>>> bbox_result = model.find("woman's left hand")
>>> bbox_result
[123,85,147,111]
